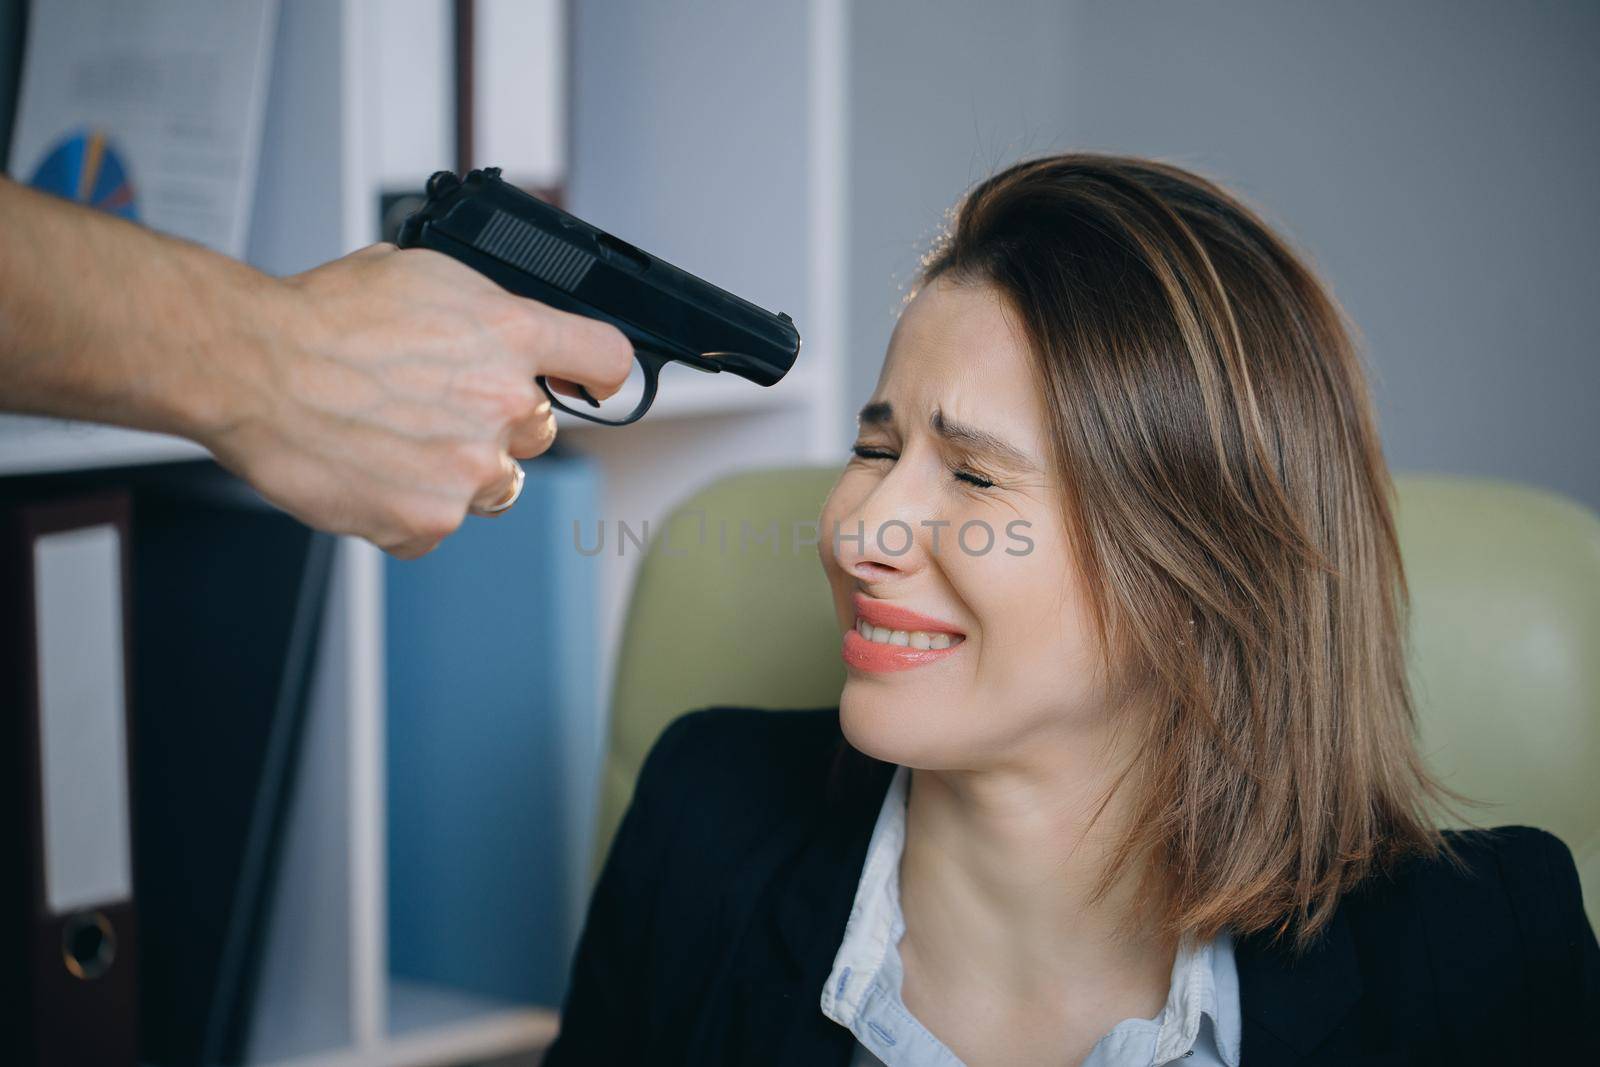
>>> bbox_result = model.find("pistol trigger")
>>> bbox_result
[577,384,601,408]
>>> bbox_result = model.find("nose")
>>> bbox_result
[832,460,939,584]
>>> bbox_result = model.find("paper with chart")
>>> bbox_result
[7,0,277,258]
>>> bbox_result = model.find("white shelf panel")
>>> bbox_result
[0,414,209,476]
[256,979,556,1067]
[387,978,549,1040]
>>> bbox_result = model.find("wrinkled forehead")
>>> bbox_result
[871,277,1051,454]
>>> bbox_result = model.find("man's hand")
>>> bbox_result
[0,179,633,559]
[202,243,634,559]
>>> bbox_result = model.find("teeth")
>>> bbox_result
[855,617,960,650]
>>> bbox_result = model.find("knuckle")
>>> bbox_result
[500,381,545,424]
[370,519,406,554]
[452,441,503,486]
[388,526,443,560]
[534,416,558,449]
[376,497,448,555]
[416,501,464,543]
[385,538,423,561]
[512,412,558,461]
[506,302,554,352]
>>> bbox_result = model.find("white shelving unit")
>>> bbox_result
[565,0,851,740]
[0,416,207,476]
[0,1,849,1064]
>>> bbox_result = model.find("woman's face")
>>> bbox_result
[818,275,1112,771]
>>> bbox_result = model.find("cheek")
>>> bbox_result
[963,526,1098,685]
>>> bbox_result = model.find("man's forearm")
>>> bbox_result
[0,175,284,442]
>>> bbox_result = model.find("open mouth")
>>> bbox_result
[844,591,967,672]
[851,617,963,650]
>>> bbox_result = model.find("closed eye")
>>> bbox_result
[849,444,996,489]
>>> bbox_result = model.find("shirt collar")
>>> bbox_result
[1154,927,1241,1067]
[819,763,912,1028]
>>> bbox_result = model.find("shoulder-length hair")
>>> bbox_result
[877,152,1484,955]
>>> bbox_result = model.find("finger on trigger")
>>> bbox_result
[519,301,635,400]
[545,376,586,399]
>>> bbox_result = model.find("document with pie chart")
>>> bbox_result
[7,0,278,258]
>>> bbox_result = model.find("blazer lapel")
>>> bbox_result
[771,753,896,968]
[720,749,896,1067]
[1234,903,1365,1065]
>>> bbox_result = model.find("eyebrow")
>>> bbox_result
[856,401,1040,473]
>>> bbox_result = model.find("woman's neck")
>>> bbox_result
[897,733,1174,1007]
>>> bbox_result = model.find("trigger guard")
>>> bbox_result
[532,344,670,426]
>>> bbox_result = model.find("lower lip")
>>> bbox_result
[842,628,966,673]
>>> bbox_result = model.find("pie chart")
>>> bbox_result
[27,129,139,221]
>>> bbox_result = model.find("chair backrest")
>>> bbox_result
[596,467,1600,928]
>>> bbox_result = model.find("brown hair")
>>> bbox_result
[908,153,1486,956]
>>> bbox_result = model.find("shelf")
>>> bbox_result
[0,414,209,476]
[254,980,556,1067]
[388,979,557,1046]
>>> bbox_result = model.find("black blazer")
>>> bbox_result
[543,707,1600,1066]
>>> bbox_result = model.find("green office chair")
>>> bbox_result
[594,467,1600,930]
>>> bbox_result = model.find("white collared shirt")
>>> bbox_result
[820,764,1242,1067]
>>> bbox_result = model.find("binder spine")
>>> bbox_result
[1,489,140,1067]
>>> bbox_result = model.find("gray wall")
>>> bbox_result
[846,0,1072,417]
[847,1,1600,514]
[570,0,810,328]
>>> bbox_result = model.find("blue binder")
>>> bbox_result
[386,445,602,1008]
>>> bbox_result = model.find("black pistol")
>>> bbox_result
[396,167,802,426]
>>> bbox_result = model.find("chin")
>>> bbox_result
[839,681,957,768]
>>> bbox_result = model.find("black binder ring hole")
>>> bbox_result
[62,911,116,980]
